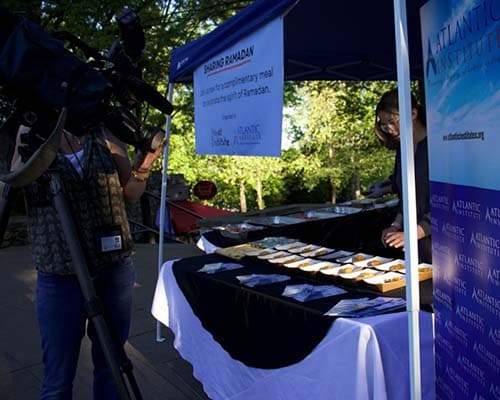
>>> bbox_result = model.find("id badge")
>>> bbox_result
[96,225,123,253]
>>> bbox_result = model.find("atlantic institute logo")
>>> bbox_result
[436,331,454,357]
[455,252,484,278]
[442,222,465,243]
[470,231,500,257]
[424,2,500,80]
[456,304,485,333]
[457,353,487,387]
[425,38,437,78]
[444,319,469,347]
[430,194,450,212]
[452,199,481,220]
[485,206,500,226]
[435,287,453,311]
[473,341,500,374]
[445,365,470,397]
[488,266,500,287]
[472,287,500,318]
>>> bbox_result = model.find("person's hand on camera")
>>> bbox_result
[133,139,166,171]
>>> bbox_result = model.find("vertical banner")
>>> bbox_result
[421,1,500,399]
[193,17,284,156]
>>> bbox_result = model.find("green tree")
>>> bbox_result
[287,81,396,203]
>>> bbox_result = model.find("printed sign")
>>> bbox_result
[193,17,284,156]
[421,0,500,399]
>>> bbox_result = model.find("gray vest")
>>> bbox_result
[25,132,134,275]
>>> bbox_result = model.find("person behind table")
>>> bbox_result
[374,88,432,264]
[11,122,164,399]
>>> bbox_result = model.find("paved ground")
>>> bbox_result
[0,241,211,400]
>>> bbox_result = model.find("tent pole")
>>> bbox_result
[393,1,422,400]
[156,82,175,343]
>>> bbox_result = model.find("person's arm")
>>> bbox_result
[363,179,394,198]
[382,213,429,249]
[104,129,164,203]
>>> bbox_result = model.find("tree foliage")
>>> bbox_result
[1,1,404,212]
[286,81,396,203]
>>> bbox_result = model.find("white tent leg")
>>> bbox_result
[393,1,422,399]
[156,82,175,343]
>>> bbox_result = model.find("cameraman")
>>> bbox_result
[11,124,163,399]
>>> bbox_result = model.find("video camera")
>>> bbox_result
[0,5,173,164]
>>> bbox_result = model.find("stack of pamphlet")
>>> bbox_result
[324,297,406,317]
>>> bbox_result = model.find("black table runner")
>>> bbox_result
[172,253,431,369]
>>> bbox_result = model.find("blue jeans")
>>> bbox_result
[36,256,135,400]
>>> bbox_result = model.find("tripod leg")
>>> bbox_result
[0,183,16,248]
[49,172,138,400]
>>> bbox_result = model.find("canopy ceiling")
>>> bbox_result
[169,0,428,83]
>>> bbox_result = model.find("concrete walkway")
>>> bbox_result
[0,242,210,400]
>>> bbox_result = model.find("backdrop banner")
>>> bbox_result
[193,17,283,156]
[421,0,500,399]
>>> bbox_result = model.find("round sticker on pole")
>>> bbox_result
[193,180,217,200]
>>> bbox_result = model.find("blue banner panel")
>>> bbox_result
[431,181,500,400]
[421,0,500,398]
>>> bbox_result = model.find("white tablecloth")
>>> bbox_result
[152,260,435,400]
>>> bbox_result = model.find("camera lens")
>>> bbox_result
[143,127,164,152]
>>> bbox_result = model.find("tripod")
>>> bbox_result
[0,114,143,400]
[49,171,143,400]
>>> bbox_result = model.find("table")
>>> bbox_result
[197,204,400,258]
[152,256,435,400]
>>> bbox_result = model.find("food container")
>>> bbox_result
[337,252,374,264]
[336,264,365,279]
[287,244,320,254]
[317,249,354,261]
[274,241,307,251]
[373,259,406,272]
[283,258,316,269]
[215,244,262,260]
[300,247,336,258]
[244,215,305,227]
[215,223,265,240]
[298,261,339,273]
[288,210,343,220]
[267,254,303,265]
[353,256,393,268]
[318,263,344,278]
[396,262,433,281]
[257,251,289,260]
[363,272,406,292]
[316,205,363,215]
[250,237,298,249]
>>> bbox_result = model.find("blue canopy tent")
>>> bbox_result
[169,0,426,83]
[157,1,429,398]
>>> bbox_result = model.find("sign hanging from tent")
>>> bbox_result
[194,17,283,156]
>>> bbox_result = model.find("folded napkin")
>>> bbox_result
[324,296,406,317]
[282,284,347,302]
[198,262,244,274]
[236,274,290,287]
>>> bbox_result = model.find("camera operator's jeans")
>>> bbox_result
[36,256,135,400]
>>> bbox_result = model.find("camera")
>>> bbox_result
[0,5,173,162]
